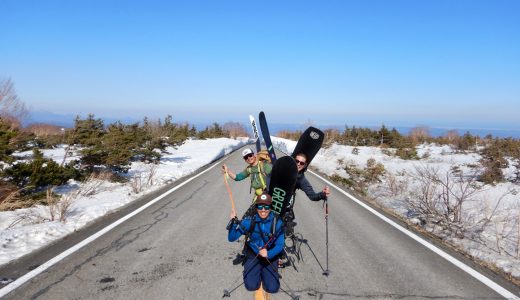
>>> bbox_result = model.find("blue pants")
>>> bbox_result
[243,254,280,293]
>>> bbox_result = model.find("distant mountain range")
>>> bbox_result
[267,123,520,139]
[25,111,76,128]
[25,111,141,128]
[25,111,520,139]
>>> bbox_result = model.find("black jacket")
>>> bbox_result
[294,172,326,202]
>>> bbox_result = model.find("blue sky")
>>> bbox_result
[2,0,519,130]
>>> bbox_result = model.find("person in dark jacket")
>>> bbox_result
[228,193,284,296]
[294,153,330,200]
[284,153,330,236]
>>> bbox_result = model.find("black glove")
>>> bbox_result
[321,192,328,201]
[226,217,239,230]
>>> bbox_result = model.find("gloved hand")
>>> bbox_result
[226,216,239,230]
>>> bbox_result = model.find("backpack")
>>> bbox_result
[256,149,271,163]
[246,160,268,194]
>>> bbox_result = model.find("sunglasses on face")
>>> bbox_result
[255,204,271,210]
[243,153,254,160]
[295,159,306,166]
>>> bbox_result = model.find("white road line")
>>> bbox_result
[0,162,220,298]
[309,169,519,300]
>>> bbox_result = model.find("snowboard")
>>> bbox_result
[268,156,298,218]
[258,111,277,163]
[291,126,324,172]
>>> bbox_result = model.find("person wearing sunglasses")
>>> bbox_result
[284,153,330,236]
[294,153,330,201]
[222,148,272,201]
[228,193,285,297]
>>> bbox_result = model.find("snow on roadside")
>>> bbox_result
[3,135,519,280]
[0,137,248,266]
[272,136,520,278]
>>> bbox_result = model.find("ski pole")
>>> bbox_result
[223,237,278,298]
[222,281,243,298]
[323,198,330,276]
[223,173,237,215]
[262,253,299,300]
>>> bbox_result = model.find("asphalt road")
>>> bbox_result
[1,148,518,299]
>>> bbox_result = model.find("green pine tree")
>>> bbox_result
[73,113,104,146]
[0,119,18,163]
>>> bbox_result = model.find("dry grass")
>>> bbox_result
[7,207,47,228]
[130,164,158,194]
[7,187,75,227]
[46,187,75,222]
[79,171,113,196]
[386,173,408,197]
[0,183,31,211]
[4,171,118,225]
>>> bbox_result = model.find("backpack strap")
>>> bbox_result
[245,166,253,194]
[248,217,257,236]
[247,162,267,193]
[258,223,268,245]
[257,216,276,246]
[257,161,266,190]
[245,216,277,251]
[271,214,278,237]
[262,215,281,243]
[242,217,257,253]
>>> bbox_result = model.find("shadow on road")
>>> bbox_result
[286,232,326,274]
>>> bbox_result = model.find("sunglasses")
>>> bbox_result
[255,204,271,210]
[295,159,306,166]
[243,153,254,160]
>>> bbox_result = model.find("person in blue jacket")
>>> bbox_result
[228,193,285,294]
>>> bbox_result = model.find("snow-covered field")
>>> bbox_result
[274,136,520,278]
[1,135,519,281]
[0,137,248,266]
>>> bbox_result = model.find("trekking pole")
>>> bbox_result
[255,228,300,299]
[222,281,244,298]
[223,222,262,298]
[223,173,237,215]
[263,255,300,300]
[323,198,330,276]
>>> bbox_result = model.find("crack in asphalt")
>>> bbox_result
[289,289,503,299]
[27,181,208,299]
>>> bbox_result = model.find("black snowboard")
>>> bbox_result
[258,111,277,163]
[268,156,298,218]
[291,126,324,172]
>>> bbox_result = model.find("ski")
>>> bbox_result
[291,126,324,171]
[268,156,297,218]
[258,111,277,163]
[249,115,261,153]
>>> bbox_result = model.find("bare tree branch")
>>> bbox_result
[0,78,28,127]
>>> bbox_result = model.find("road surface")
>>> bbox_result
[1,148,517,299]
